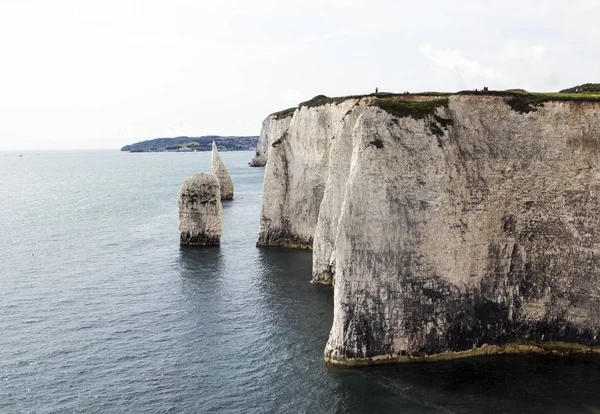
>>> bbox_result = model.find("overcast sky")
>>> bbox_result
[0,0,598,150]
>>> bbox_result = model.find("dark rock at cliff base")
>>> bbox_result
[258,92,600,365]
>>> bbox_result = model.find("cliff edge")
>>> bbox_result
[250,108,295,167]
[258,90,600,365]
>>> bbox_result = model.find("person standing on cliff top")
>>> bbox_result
[375,87,378,94]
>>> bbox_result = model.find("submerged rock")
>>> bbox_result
[259,92,600,365]
[178,173,222,246]
[211,142,234,200]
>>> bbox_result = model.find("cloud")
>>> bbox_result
[282,89,306,103]
[329,0,365,8]
[300,27,355,45]
[0,0,597,149]
[495,42,560,90]
[500,42,546,62]
[420,45,502,89]
[420,42,560,91]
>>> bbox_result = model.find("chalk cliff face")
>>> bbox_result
[179,173,222,246]
[211,142,234,200]
[250,117,271,167]
[311,100,370,284]
[257,99,363,248]
[259,92,600,365]
[250,113,294,167]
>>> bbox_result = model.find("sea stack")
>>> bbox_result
[211,141,234,200]
[178,173,222,246]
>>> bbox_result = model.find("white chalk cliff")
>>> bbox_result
[250,110,295,167]
[258,92,600,365]
[211,141,234,200]
[179,173,222,246]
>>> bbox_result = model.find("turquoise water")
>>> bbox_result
[2,150,600,413]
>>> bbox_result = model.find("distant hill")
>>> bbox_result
[120,136,259,152]
[560,83,600,93]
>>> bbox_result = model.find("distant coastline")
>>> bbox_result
[120,135,258,152]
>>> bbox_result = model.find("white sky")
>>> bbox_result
[0,0,598,150]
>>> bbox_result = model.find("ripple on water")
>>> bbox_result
[3,151,600,413]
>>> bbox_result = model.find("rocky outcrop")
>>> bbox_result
[178,173,222,246]
[250,118,270,167]
[257,99,363,248]
[211,142,234,200]
[250,111,294,167]
[312,100,370,283]
[259,92,600,365]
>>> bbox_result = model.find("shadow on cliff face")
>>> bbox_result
[327,354,600,413]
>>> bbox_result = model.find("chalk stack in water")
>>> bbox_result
[178,173,222,246]
[211,141,234,200]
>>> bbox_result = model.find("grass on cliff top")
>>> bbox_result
[285,89,600,118]
[560,83,600,93]
[296,93,452,120]
[458,89,600,113]
[296,92,440,108]
[297,92,450,109]
[298,94,368,108]
[271,107,297,119]
[373,97,449,119]
[458,90,600,101]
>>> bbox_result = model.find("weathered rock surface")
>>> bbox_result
[250,113,294,167]
[211,142,234,200]
[178,173,222,246]
[259,92,600,365]
[312,100,369,284]
[257,99,363,248]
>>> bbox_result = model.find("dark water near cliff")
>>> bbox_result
[2,150,600,413]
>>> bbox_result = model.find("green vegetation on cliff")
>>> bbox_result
[271,107,297,119]
[282,87,600,121]
[299,94,362,108]
[373,97,449,119]
[298,92,402,109]
[458,89,600,113]
[560,83,600,93]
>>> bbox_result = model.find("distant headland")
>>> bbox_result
[121,136,258,152]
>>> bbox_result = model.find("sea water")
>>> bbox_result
[1,150,600,413]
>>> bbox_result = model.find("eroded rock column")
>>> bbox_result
[211,142,234,200]
[178,173,222,246]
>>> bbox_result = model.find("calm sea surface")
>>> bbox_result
[2,150,600,413]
